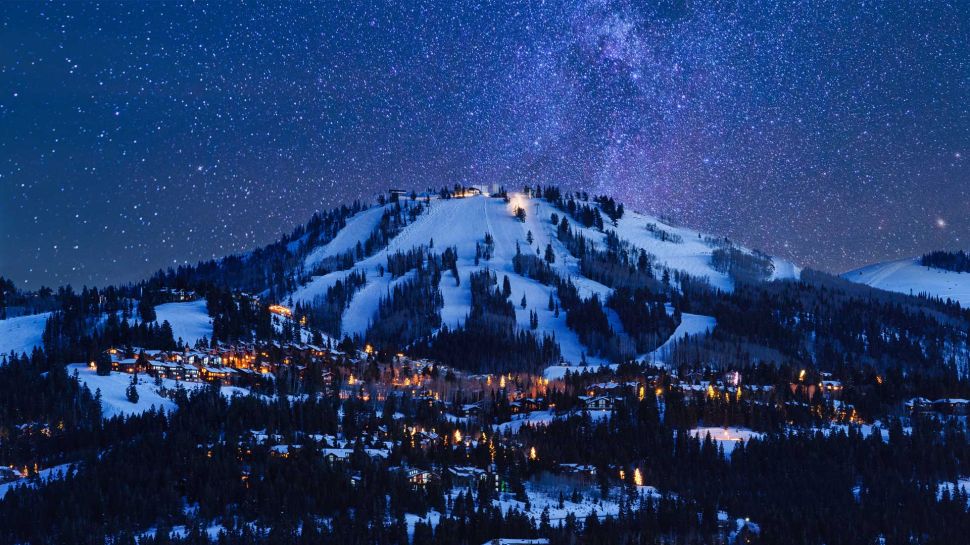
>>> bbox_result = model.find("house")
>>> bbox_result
[448,466,486,488]
[931,398,970,416]
[200,365,236,383]
[583,396,613,411]
[905,397,931,413]
[821,380,843,398]
[147,360,177,379]
[406,469,440,487]
[113,358,139,373]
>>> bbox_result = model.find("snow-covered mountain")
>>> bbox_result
[843,257,970,307]
[286,191,799,368]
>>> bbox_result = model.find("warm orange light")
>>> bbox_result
[634,467,643,487]
[529,446,537,461]
[268,304,292,317]
[454,429,462,443]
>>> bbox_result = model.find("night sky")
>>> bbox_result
[2,1,967,288]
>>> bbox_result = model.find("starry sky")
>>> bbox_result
[1,1,968,288]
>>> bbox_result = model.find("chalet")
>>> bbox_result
[113,358,139,373]
[931,398,970,416]
[905,397,931,413]
[821,380,843,398]
[406,468,440,487]
[456,186,482,197]
[448,466,486,487]
[582,395,613,411]
[200,365,236,383]
[182,364,200,381]
[461,401,485,417]
[147,360,183,380]
[586,381,636,398]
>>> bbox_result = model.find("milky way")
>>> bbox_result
[1,1,967,287]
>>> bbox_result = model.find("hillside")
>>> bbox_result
[843,257,970,307]
[286,191,797,370]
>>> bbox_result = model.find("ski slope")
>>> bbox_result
[843,258,970,307]
[303,204,389,271]
[286,193,793,370]
[154,301,213,346]
[561,205,800,293]
[644,312,717,364]
[0,312,50,359]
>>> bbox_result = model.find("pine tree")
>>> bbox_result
[126,375,140,404]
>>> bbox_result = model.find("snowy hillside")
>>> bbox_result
[153,300,213,346]
[0,312,51,359]
[286,192,797,371]
[562,204,800,292]
[67,363,247,419]
[843,258,970,307]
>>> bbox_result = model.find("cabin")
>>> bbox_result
[200,365,236,384]
[113,358,139,373]
[455,186,482,197]
[406,469,440,488]
[931,398,970,416]
[582,396,613,411]
[449,466,486,488]
[821,380,843,398]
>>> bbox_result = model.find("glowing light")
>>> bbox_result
[268,304,292,317]
[798,369,807,382]
[529,446,537,461]
[454,429,462,443]
[634,467,643,487]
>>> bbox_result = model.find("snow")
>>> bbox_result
[341,270,416,339]
[154,301,212,346]
[289,194,613,366]
[559,204,799,293]
[490,482,660,528]
[404,511,442,537]
[938,478,970,505]
[0,462,77,499]
[67,363,248,419]
[0,312,50,358]
[643,312,716,364]
[689,427,764,455]
[494,409,610,434]
[303,204,389,271]
[843,257,970,307]
[286,193,788,368]
[290,268,357,305]
[542,364,615,381]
